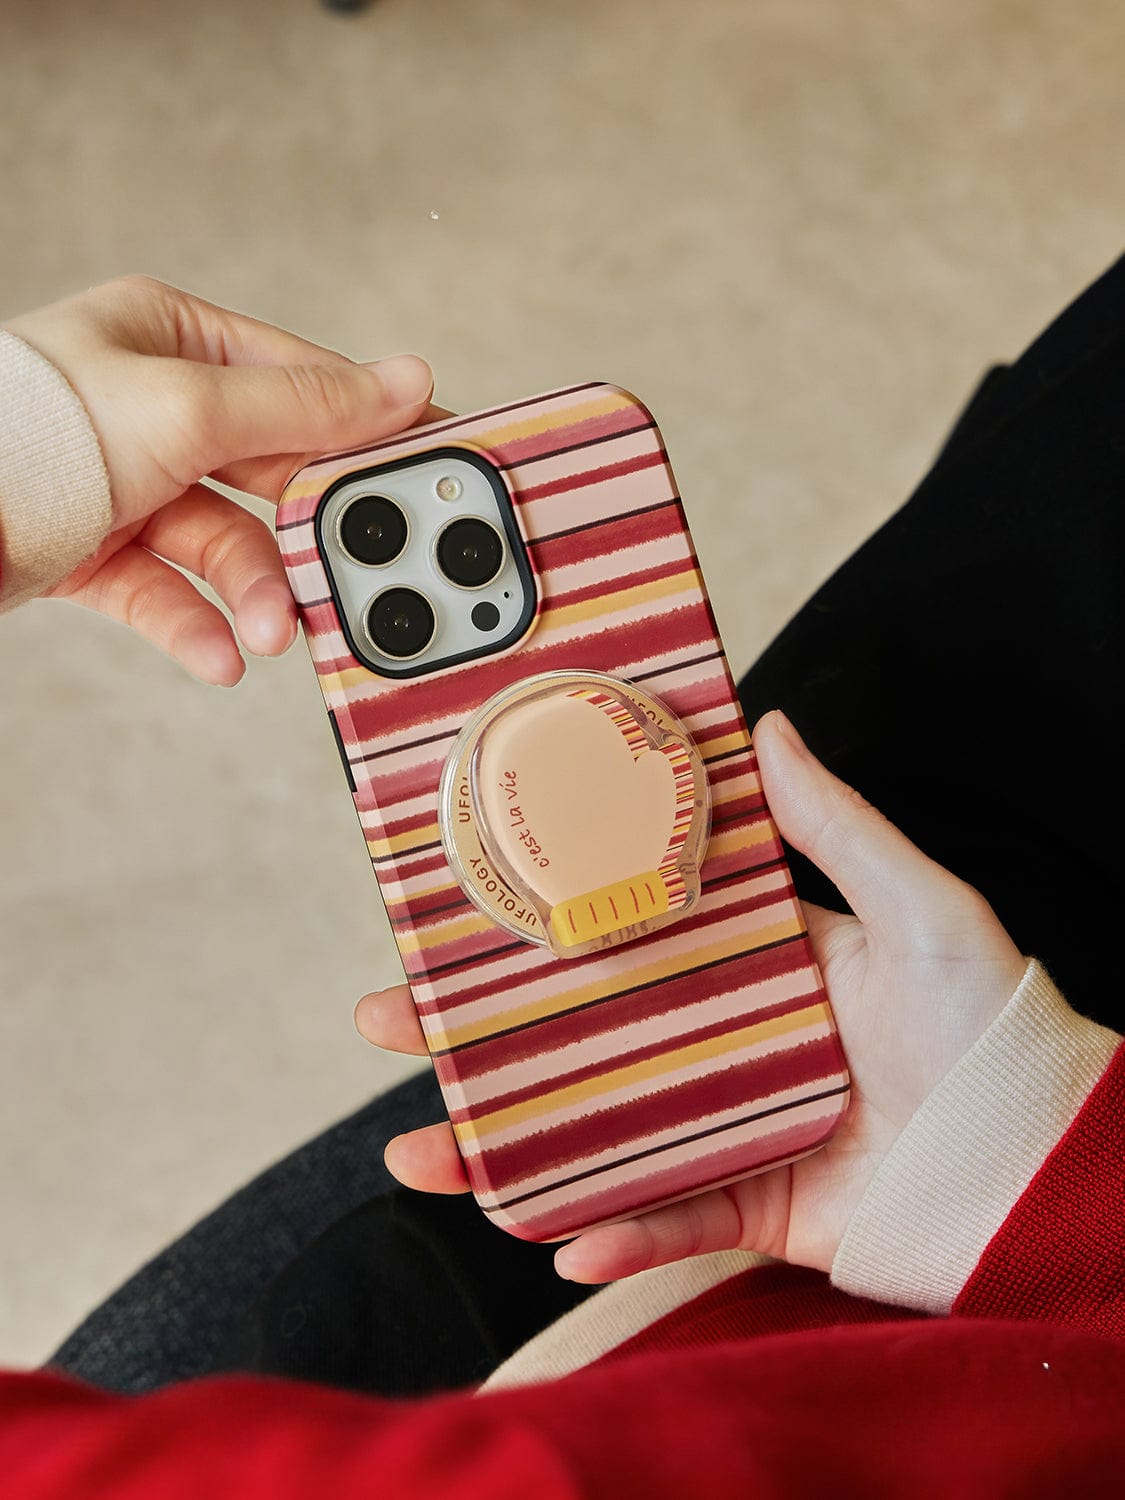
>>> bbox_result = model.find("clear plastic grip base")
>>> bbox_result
[437,671,712,959]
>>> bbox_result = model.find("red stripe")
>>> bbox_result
[348,704,747,804]
[430,931,818,1082]
[445,986,830,1122]
[708,758,762,791]
[280,541,321,568]
[386,888,471,925]
[411,858,796,1004]
[376,849,454,885]
[529,502,686,569]
[349,752,448,811]
[339,603,718,743]
[468,1033,848,1192]
[302,600,345,634]
[547,556,700,614]
[412,864,798,1005]
[515,448,667,504]
[370,823,777,911]
[489,409,653,466]
[503,1107,848,1241]
[710,793,771,827]
[654,670,741,720]
[375,804,448,843]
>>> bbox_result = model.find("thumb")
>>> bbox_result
[752,709,965,937]
[179,353,434,475]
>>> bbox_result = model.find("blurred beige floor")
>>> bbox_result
[1,0,1122,1368]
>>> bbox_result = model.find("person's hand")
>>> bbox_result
[4,276,434,684]
[355,709,1028,1283]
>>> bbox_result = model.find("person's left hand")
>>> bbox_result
[355,709,1027,1284]
[5,276,435,684]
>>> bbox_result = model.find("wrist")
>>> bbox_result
[831,958,1121,1313]
[0,329,112,609]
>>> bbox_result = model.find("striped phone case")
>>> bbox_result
[276,382,850,1241]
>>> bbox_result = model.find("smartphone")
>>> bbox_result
[276,382,849,1242]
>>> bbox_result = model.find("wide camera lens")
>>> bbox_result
[435,517,504,589]
[339,495,408,566]
[366,587,436,660]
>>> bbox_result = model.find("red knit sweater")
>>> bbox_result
[1,1044,1121,1498]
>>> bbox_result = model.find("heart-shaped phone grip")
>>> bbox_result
[437,671,711,958]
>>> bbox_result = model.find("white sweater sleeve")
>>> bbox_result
[831,958,1122,1314]
[0,328,112,610]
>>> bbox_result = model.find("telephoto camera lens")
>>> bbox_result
[435,517,504,588]
[366,587,436,660]
[339,495,408,566]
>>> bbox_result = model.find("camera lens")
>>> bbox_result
[366,587,436,660]
[435,517,504,589]
[339,495,408,567]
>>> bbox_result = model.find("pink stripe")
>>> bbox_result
[411,872,800,1005]
[445,987,830,1122]
[504,1109,847,1241]
[489,409,653,466]
[470,1033,848,1192]
[431,934,819,1084]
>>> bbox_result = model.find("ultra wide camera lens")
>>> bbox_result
[435,517,504,589]
[366,587,436,660]
[339,495,408,567]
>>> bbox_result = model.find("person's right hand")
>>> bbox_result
[355,709,1028,1283]
[4,276,435,684]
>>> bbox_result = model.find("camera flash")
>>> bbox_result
[435,476,463,502]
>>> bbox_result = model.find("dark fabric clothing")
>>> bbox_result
[737,254,1125,1035]
[51,251,1125,1401]
[50,1069,447,1392]
[51,1070,595,1398]
[209,1184,592,1397]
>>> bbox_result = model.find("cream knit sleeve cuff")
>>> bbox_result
[831,958,1122,1315]
[0,328,112,610]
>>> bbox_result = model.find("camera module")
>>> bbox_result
[435,517,504,589]
[339,495,408,567]
[366,587,436,660]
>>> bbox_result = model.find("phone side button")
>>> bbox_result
[326,709,358,795]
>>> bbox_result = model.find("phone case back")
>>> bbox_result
[277,382,849,1241]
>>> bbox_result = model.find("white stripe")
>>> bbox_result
[517,462,676,537]
[415,877,801,1025]
[448,965,828,1104]
[504,423,661,490]
[453,1020,835,1152]
[475,1095,847,1229]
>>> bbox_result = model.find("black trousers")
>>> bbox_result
[53,253,1125,1399]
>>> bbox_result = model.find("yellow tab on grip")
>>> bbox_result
[549,871,669,948]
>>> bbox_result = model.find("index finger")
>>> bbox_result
[213,402,458,502]
[355,984,429,1057]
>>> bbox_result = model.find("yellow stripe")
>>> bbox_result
[278,393,637,517]
[426,914,806,1052]
[694,730,751,760]
[545,567,702,633]
[367,822,442,859]
[453,1000,832,1147]
[317,664,379,695]
[312,591,746,703]
[367,811,774,870]
[385,875,464,909]
[394,910,496,956]
[472,390,636,450]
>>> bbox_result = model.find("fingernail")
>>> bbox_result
[369,354,433,406]
[554,1244,579,1281]
[773,709,808,754]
